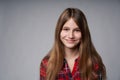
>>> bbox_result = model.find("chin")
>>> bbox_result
[65,45,77,49]
[65,43,80,49]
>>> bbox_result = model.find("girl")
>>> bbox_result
[40,8,106,80]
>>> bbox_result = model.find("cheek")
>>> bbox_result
[60,31,67,38]
[75,33,82,39]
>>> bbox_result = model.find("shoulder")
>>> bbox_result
[40,55,50,68]
[40,55,50,79]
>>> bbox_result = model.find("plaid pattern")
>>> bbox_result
[40,56,99,80]
[40,56,48,80]
[40,56,81,80]
[56,58,81,80]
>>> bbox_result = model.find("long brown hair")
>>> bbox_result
[46,8,106,80]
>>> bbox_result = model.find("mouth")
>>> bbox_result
[66,39,76,43]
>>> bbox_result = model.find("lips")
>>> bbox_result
[66,39,76,43]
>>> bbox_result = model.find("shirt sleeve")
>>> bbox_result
[40,57,48,80]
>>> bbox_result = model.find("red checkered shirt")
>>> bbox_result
[40,56,81,80]
[40,56,99,80]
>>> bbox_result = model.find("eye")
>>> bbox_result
[75,29,81,32]
[62,28,69,31]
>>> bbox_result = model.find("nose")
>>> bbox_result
[68,31,74,38]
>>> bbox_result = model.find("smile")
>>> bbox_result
[66,39,76,43]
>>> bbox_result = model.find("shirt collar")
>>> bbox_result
[64,56,80,63]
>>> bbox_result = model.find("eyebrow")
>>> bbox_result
[63,26,79,28]
[63,26,80,30]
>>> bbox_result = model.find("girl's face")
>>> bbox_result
[60,18,82,49]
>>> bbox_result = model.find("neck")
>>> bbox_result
[65,47,79,60]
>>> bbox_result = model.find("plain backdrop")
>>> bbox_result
[0,0,120,80]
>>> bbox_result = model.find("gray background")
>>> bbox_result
[0,0,120,80]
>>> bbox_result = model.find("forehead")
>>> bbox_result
[63,18,79,28]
